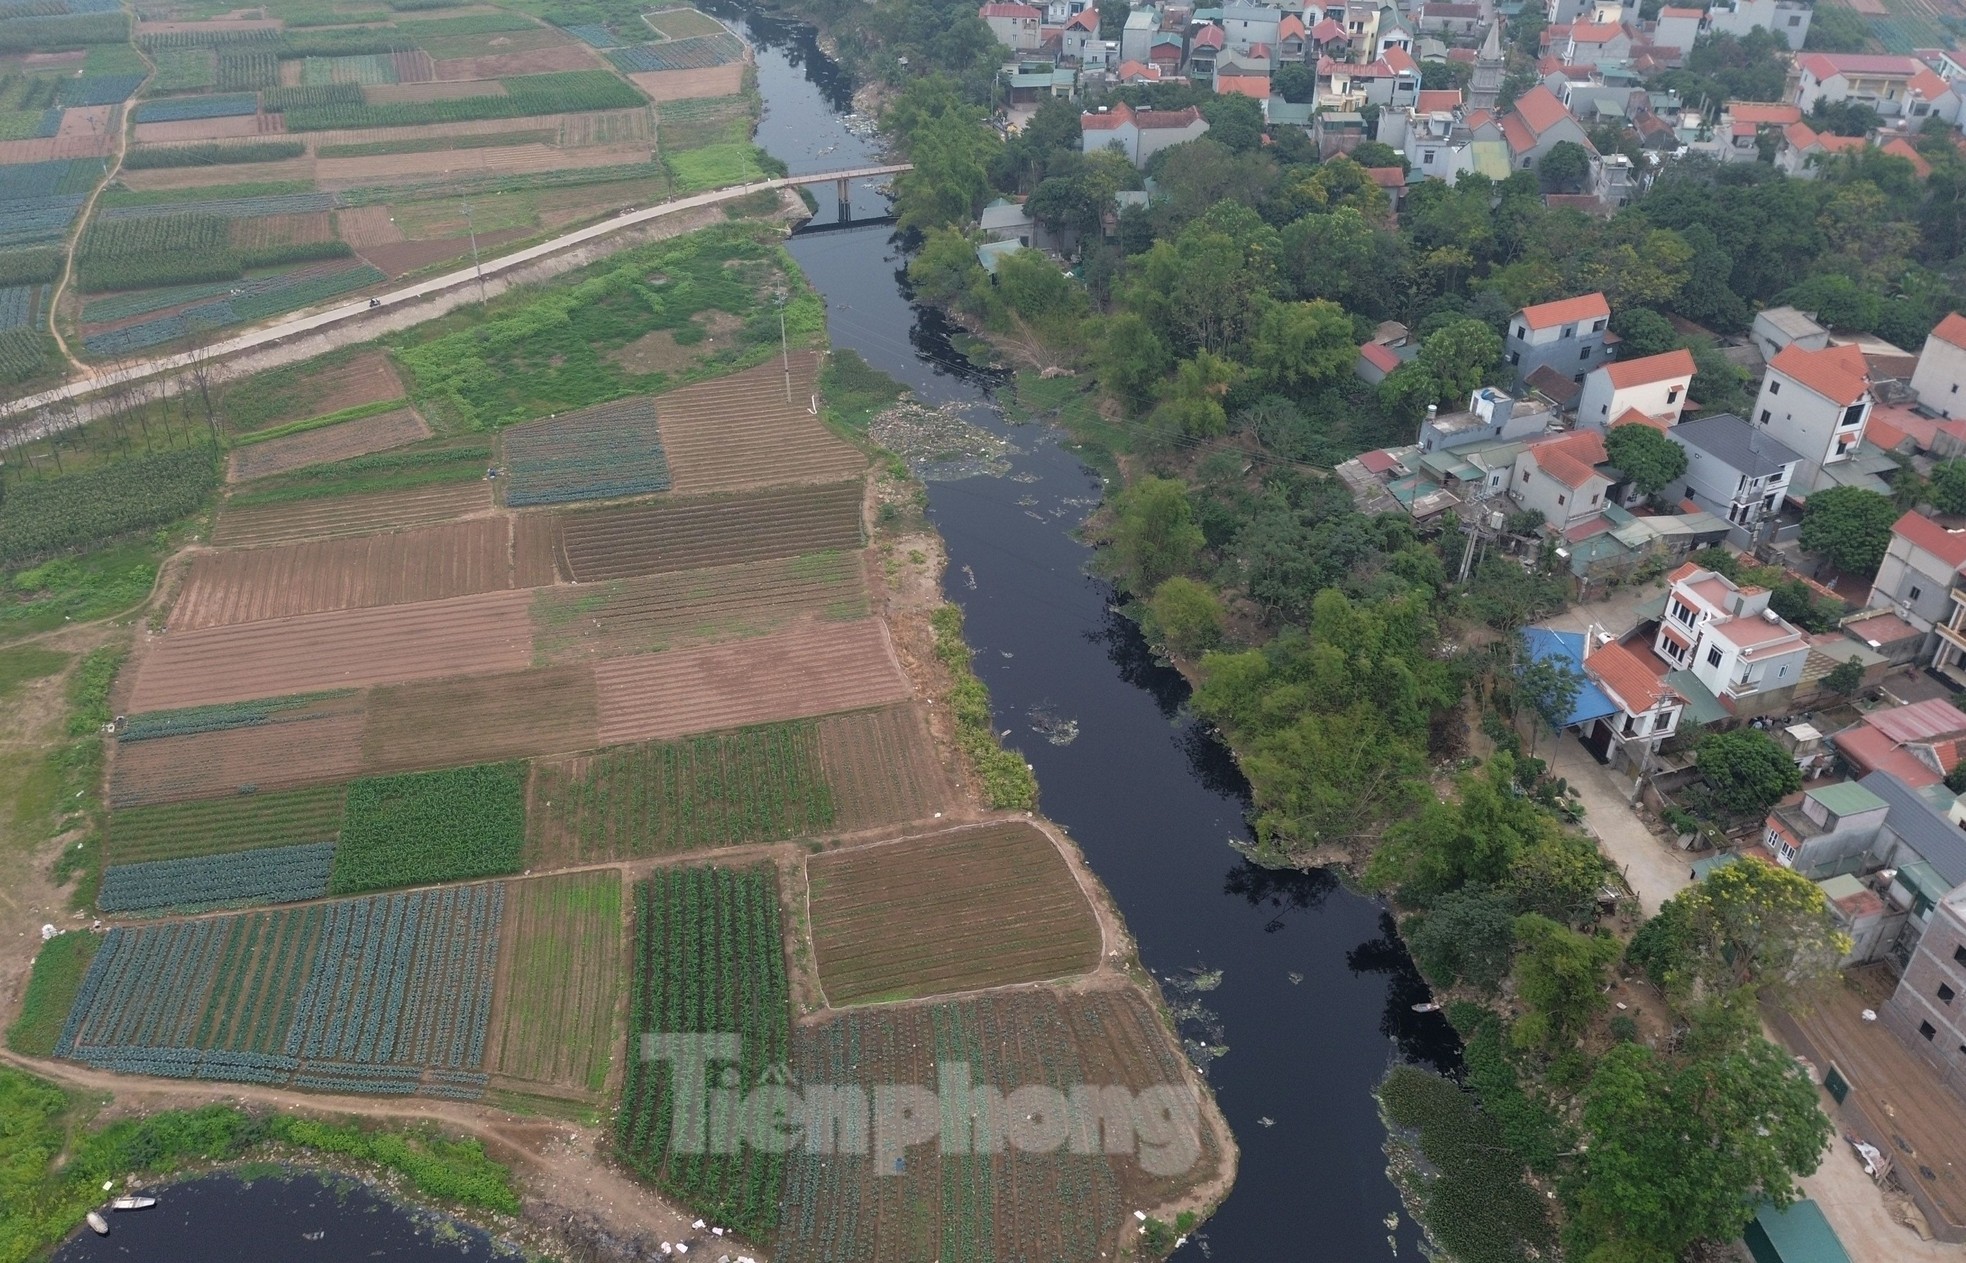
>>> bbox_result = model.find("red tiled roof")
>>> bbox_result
[1660,5,1703,16]
[1514,84,1569,135]
[1218,72,1270,100]
[1602,348,1696,389]
[1310,17,1345,41]
[1909,67,1952,99]
[1192,23,1224,49]
[1881,137,1933,177]
[1114,59,1160,81]
[1447,46,1475,63]
[1065,7,1097,30]
[1416,89,1462,113]
[1866,415,1912,452]
[1500,112,1536,154]
[1930,312,1966,351]
[1279,13,1306,39]
[1667,560,1703,584]
[1082,101,1133,130]
[1520,292,1610,330]
[1588,640,1676,713]
[1358,447,1401,474]
[1892,509,1966,569]
[1525,428,1609,488]
[1366,165,1406,188]
[1568,21,1626,43]
[1611,408,1668,430]
[1136,105,1203,129]
[1382,46,1419,74]
[1868,697,1966,744]
[979,2,1041,17]
[1359,342,1401,372]
[1768,343,1868,406]
[1797,52,1921,80]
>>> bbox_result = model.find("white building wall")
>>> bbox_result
[1576,372,1691,427]
[1912,336,1966,419]
[1753,370,1871,490]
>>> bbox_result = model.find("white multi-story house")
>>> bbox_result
[1792,52,1946,119]
[1911,313,1966,419]
[1509,428,1613,531]
[979,1,1043,51]
[1079,101,1210,166]
[1581,638,1685,771]
[1869,510,1966,640]
[1666,413,1802,548]
[1706,0,1812,49]
[1752,343,1873,493]
[1576,348,1696,428]
[1654,563,1812,712]
[1505,291,1612,389]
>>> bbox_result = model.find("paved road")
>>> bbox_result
[0,163,910,423]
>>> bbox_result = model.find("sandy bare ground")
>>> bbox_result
[432,46,600,80]
[120,157,319,189]
[629,64,745,101]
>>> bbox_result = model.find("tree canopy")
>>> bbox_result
[1798,486,1899,575]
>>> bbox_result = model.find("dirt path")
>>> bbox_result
[46,9,152,374]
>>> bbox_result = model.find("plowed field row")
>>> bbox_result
[128,588,535,711]
[212,482,494,547]
[109,710,367,807]
[555,480,862,581]
[654,352,866,494]
[806,823,1102,1006]
[228,409,429,482]
[107,784,348,867]
[815,705,951,831]
[592,619,909,745]
[173,518,513,629]
[531,551,866,663]
[484,870,622,1098]
[360,664,600,773]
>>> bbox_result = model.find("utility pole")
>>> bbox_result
[776,289,791,404]
[462,194,486,304]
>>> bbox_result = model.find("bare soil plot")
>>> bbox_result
[57,104,114,139]
[120,156,317,189]
[127,587,535,711]
[816,704,952,830]
[532,551,866,664]
[525,719,831,867]
[230,211,336,250]
[655,352,866,494]
[211,482,494,547]
[109,708,367,807]
[227,408,430,482]
[317,142,647,189]
[511,512,559,587]
[643,7,731,39]
[778,986,1218,1263]
[628,64,744,101]
[484,870,622,1099]
[335,203,406,247]
[555,481,864,582]
[361,78,508,104]
[592,618,909,745]
[223,347,403,434]
[359,663,600,773]
[806,822,1101,1005]
[417,29,573,59]
[135,115,275,143]
[0,134,113,162]
[172,518,514,629]
[432,46,600,79]
[359,228,529,279]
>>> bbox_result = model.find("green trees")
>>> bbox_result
[1929,459,1966,515]
[1604,422,1687,498]
[1539,140,1591,194]
[1247,299,1354,394]
[1511,914,1620,1050]
[1798,485,1898,574]
[1826,655,1865,695]
[1641,860,1850,1002]
[1141,577,1224,656]
[1696,729,1802,817]
[1579,1039,1830,1259]
[1106,476,1203,590]
[1380,318,1503,415]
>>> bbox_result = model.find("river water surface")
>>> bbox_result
[734,7,1460,1258]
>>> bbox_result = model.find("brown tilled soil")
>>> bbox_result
[121,156,318,189]
[171,517,515,628]
[211,483,494,547]
[0,133,112,162]
[391,48,437,83]
[231,210,337,249]
[316,142,648,189]
[223,347,405,434]
[591,618,910,745]
[362,78,507,104]
[56,104,113,138]
[227,408,429,482]
[126,587,536,710]
[335,204,407,247]
[629,64,744,101]
[432,46,600,80]
[134,115,272,143]
[815,704,954,831]
[655,352,868,495]
[108,709,369,807]
[135,16,278,34]
[359,228,531,279]
[554,481,864,582]
[806,821,1104,1005]
[360,664,601,772]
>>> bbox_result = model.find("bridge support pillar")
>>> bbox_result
[836,177,851,223]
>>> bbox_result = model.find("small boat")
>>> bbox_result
[86,1212,109,1236]
[110,1196,156,1211]
[1411,1002,1442,1013]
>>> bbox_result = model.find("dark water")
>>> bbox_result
[52,1171,511,1262]
[725,6,1462,1258]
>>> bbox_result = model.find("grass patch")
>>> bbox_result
[65,643,123,738]
[0,644,67,698]
[819,348,904,435]
[228,398,406,447]
[222,438,490,506]
[1,539,165,642]
[6,931,100,1056]
[1379,1064,1557,1263]
[329,761,526,894]
[664,141,769,193]
[930,603,1037,810]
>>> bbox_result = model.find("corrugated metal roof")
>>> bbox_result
[1521,627,1621,726]
[1859,770,1966,887]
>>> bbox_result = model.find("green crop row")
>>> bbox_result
[124,141,306,169]
[261,81,362,112]
[222,439,490,507]
[0,446,218,568]
[0,246,60,286]
[230,397,406,447]
[74,213,239,294]
[217,48,281,92]
[329,762,526,894]
[0,11,129,54]
[282,70,645,131]
[107,784,350,866]
[316,127,555,158]
[149,48,216,94]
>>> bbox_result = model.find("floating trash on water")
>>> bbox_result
[1171,966,1223,993]
[1029,704,1078,746]
[1257,1116,1274,1128]
[869,401,1016,480]
[1384,1213,1399,1231]
[1286,971,1303,985]
[961,565,977,590]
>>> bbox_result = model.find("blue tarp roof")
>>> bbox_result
[1521,627,1620,728]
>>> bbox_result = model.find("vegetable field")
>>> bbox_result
[74,212,237,292]
[57,884,508,1097]
[485,870,622,1098]
[98,840,336,913]
[776,987,1211,1263]
[107,784,347,865]
[359,663,600,774]
[816,705,952,831]
[618,864,790,1238]
[500,396,671,506]
[555,480,864,582]
[526,720,834,866]
[330,761,527,894]
[228,408,431,482]
[283,69,644,129]
[645,353,867,495]
[530,551,867,663]
[209,482,493,547]
[806,823,1103,1005]
[0,445,217,567]
[108,705,368,808]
